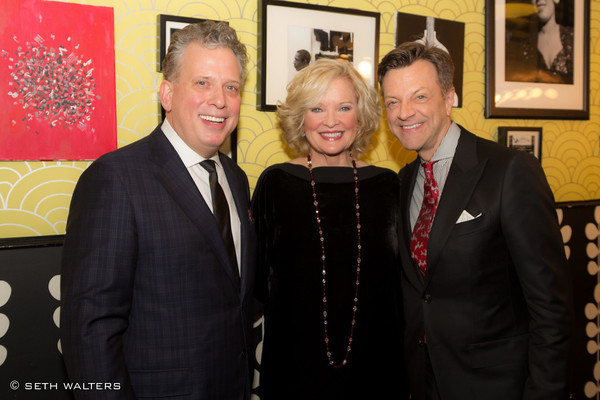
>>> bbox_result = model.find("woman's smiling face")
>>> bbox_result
[303,77,359,165]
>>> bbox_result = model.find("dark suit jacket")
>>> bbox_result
[398,127,572,400]
[60,125,257,399]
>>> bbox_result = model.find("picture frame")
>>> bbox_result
[159,15,207,71]
[259,0,380,111]
[158,15,236,161]
[395,12,465,108]
[497,126,542,160]
[485,0,589,119]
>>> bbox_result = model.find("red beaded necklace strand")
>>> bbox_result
[307,153,362,368]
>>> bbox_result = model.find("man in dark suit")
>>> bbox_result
[378,41,572,399]
[60,21,257,399]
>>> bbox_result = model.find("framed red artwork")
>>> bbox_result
[0,0,116,160]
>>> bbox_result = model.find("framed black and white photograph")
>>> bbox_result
[498,126,542,160]
[396,12,465,108]
[259,0,380,111]
[159,15,208,71]
[485,0,589,119]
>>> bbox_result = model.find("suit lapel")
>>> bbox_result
[425,129,487,283]
[149,129,241,288]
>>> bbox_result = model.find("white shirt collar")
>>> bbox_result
[429,121,460,163]
[161,119,222,168]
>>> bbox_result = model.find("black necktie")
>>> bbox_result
[200,160,238,279]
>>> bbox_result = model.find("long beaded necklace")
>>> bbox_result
[307,152,362,368]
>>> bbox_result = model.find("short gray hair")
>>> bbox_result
[161,20,248,83]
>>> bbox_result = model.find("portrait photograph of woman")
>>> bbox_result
[504,0,574,84]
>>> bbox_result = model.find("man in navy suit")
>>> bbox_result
[60,21,257,399]
[378,41,572,399]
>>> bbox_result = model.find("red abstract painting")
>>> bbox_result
[0,0,116,160]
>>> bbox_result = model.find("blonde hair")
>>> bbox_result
[277,58,381,157]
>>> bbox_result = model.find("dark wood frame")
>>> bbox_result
[259,0,380,111]
[159,14,207,71]
[485,0,589,119]
[497,126,542,160]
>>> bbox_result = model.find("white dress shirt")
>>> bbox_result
[161,119,242,275]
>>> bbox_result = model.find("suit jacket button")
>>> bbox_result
[241,350,247,359]
[423,294,432,303]
[418,339,425,347]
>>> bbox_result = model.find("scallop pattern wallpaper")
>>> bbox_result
[0,1,599,399]
[0,0,598,238]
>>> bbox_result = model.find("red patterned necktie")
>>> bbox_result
[411,161,440,278]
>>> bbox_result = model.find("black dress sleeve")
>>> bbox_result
[251,167,274,305]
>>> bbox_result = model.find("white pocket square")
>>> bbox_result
[456,210,482,224]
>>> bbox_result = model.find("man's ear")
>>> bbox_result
[445,86,456,116]
[159,80,173,113]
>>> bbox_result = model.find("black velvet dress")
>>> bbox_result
[252,163,407,400]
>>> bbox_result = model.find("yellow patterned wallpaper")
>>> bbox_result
[0,0,599,238]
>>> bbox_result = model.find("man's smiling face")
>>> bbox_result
[161,42,241,158]
[382,59,454,161]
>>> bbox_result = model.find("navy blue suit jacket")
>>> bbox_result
[60,125,257,399]
[398,127,572,400]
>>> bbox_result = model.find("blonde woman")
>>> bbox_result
[252,59,407,399]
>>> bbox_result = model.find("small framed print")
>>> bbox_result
[498,126,542,160]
